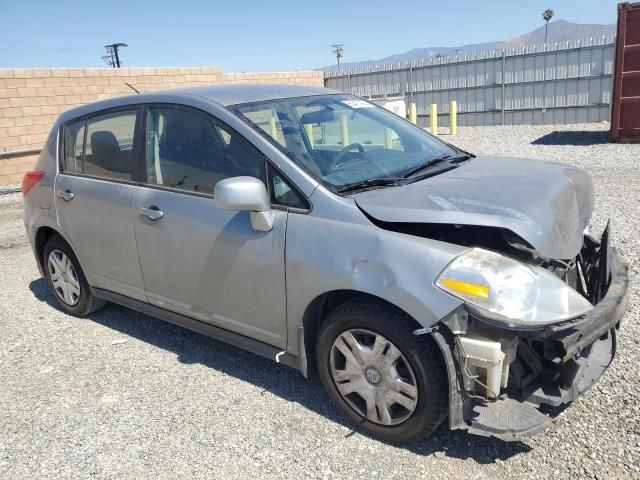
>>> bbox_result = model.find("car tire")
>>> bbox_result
[316,297,448,443]
[43,235,106,317]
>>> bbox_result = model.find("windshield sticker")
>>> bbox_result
[342,99,374,109]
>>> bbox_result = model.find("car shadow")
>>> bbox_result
[531,130,610,146]
[29,278,532,463]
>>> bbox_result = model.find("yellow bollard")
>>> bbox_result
[269,116,278,141]
[430,103,438,135]
[384,128,393,149]
[304,123,314,146]
[341,113,349,146]
[449,100,457,136]
[409,103,417,124]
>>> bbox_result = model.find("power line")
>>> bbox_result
[332,43,344,68]
[102,43,128,68]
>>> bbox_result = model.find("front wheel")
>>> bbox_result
[316,298,448,443]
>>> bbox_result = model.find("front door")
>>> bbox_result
[132,105,288,348]
[55,108,146,301]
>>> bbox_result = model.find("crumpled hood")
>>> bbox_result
[354,156,594,259]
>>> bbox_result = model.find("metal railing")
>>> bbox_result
[0,148,41,160]
[325,35,616,127]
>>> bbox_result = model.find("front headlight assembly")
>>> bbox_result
[435,248,593,327]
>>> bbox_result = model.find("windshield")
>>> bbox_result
[230,94,460,192]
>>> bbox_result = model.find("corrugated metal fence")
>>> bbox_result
[325,36,616,127]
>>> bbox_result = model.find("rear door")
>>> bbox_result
[55,107,147,301]
[132,104,289,348]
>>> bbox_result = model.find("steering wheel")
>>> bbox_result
[330,142,365,169]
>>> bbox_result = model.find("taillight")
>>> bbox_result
[21,171,46,196]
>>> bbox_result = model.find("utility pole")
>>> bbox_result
[102,48,115,68]
[542,9,554,44]
[102,43,128,68]
[332,44,344,68]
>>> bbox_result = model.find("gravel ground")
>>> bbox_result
[0,184,21,195]
[1,123,638,480]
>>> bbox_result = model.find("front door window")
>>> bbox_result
[144,106,266,194]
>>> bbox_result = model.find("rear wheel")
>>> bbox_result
[316,297,448,443]
[44,236,105,317]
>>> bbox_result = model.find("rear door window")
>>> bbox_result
[83,110,138,181]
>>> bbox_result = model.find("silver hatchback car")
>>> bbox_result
[23,84,629,443]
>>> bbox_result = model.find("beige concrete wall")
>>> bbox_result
[0,154,41,185]
[0,67,325,186]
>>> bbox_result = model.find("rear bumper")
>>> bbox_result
[440,244,629,441]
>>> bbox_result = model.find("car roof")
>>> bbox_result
[58,83,342,121]
[172,83,341,106]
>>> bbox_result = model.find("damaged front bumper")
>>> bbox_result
[433,234,630,441]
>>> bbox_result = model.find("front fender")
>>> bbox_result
[285,212,466,356]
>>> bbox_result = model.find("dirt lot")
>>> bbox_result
[1,124,639,479]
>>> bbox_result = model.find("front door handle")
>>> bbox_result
[139,206,164,221]
[57,190,74,202]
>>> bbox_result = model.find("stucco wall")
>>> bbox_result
[0,67,325,185]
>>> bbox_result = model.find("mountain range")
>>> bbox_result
[319,20,615,71]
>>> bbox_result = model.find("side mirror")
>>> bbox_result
[214,176,274,232]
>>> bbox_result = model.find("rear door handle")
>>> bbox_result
[139,206,164,221]
[57,190,74,202]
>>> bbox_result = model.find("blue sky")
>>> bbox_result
[0,0,621,71]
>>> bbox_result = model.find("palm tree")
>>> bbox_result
[543,9,554,44]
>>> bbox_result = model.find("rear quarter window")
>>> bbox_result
[63,119,85,174]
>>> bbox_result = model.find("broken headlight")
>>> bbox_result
[435,248,593,326]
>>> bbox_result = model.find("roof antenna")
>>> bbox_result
[125,82,140,94]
